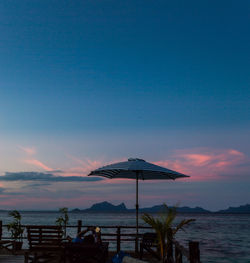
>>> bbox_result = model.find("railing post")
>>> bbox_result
[116,226,121,253]
[189,241,200,263]
[0,220,2,240]
[77,220,82,234]
[134,229,137,254]
[175,245,183,263]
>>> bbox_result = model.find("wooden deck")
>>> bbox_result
[0,253,149,263]
[0,252,156,263]
[0,250,118,263]
[0,253,116,263]
[0,251,142,263]
[0,254,24,262]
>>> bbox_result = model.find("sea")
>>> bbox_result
[0,211,249,263]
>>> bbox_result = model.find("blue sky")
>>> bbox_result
[0,0,249,210]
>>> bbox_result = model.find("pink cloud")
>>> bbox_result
[62,151,247,184]
[19,146,36,155]
[64,156,126,177]
[65,155,105,175]
[228,149,244,156]
[0,195,26,207]
[155,148,247,182]
[19,145,55,172]
[25,159,53,171]
[181,154,212,166]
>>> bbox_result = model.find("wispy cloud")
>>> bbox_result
[18,146,36,155]
[155,148,248,181]
[65,155,105,175]
[65,155,126,176]
[24,159,53,171]
[18,145,55,171]
[0,172,103,182]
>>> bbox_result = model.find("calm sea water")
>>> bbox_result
[0,212,249,263]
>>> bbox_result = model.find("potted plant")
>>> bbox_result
[55,207,69,238]
[142,204,195,263]
[7,210,24,250]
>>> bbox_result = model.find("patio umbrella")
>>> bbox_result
[88,158,189,251]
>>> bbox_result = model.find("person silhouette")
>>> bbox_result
[67,226,101,244]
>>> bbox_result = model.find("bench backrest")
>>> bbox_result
[26,225,63,249]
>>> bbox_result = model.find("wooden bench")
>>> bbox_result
[24,225,64,263]
[0,221,15,254]
[0,240,14,253]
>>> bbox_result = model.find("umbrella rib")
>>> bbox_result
[109,169,121,174]
[99,171,114,178]
[159,172,175,179]
[98,169,121,178]
[105,169,121,176]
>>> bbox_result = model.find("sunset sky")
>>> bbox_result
[0,0,249,211]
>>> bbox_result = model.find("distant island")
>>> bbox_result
[1,202,250,213]
[215,204,250,214]
[70,201,250,214]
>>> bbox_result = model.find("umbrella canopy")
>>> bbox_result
[88,158,188,180]
[88,158,189,252]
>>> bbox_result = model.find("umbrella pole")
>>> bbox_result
[135,171,139,253]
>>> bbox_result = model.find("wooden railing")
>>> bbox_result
[0,220,201,262]
[172,240,200,263]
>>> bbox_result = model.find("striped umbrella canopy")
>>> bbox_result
[88,158,189,251]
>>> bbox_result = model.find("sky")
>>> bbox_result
[0,0,249,211]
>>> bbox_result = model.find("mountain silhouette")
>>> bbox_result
[71,201,211,213]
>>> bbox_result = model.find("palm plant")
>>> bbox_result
[7,210,24,243]
[55,207,69,237]
[141,204,195,263]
